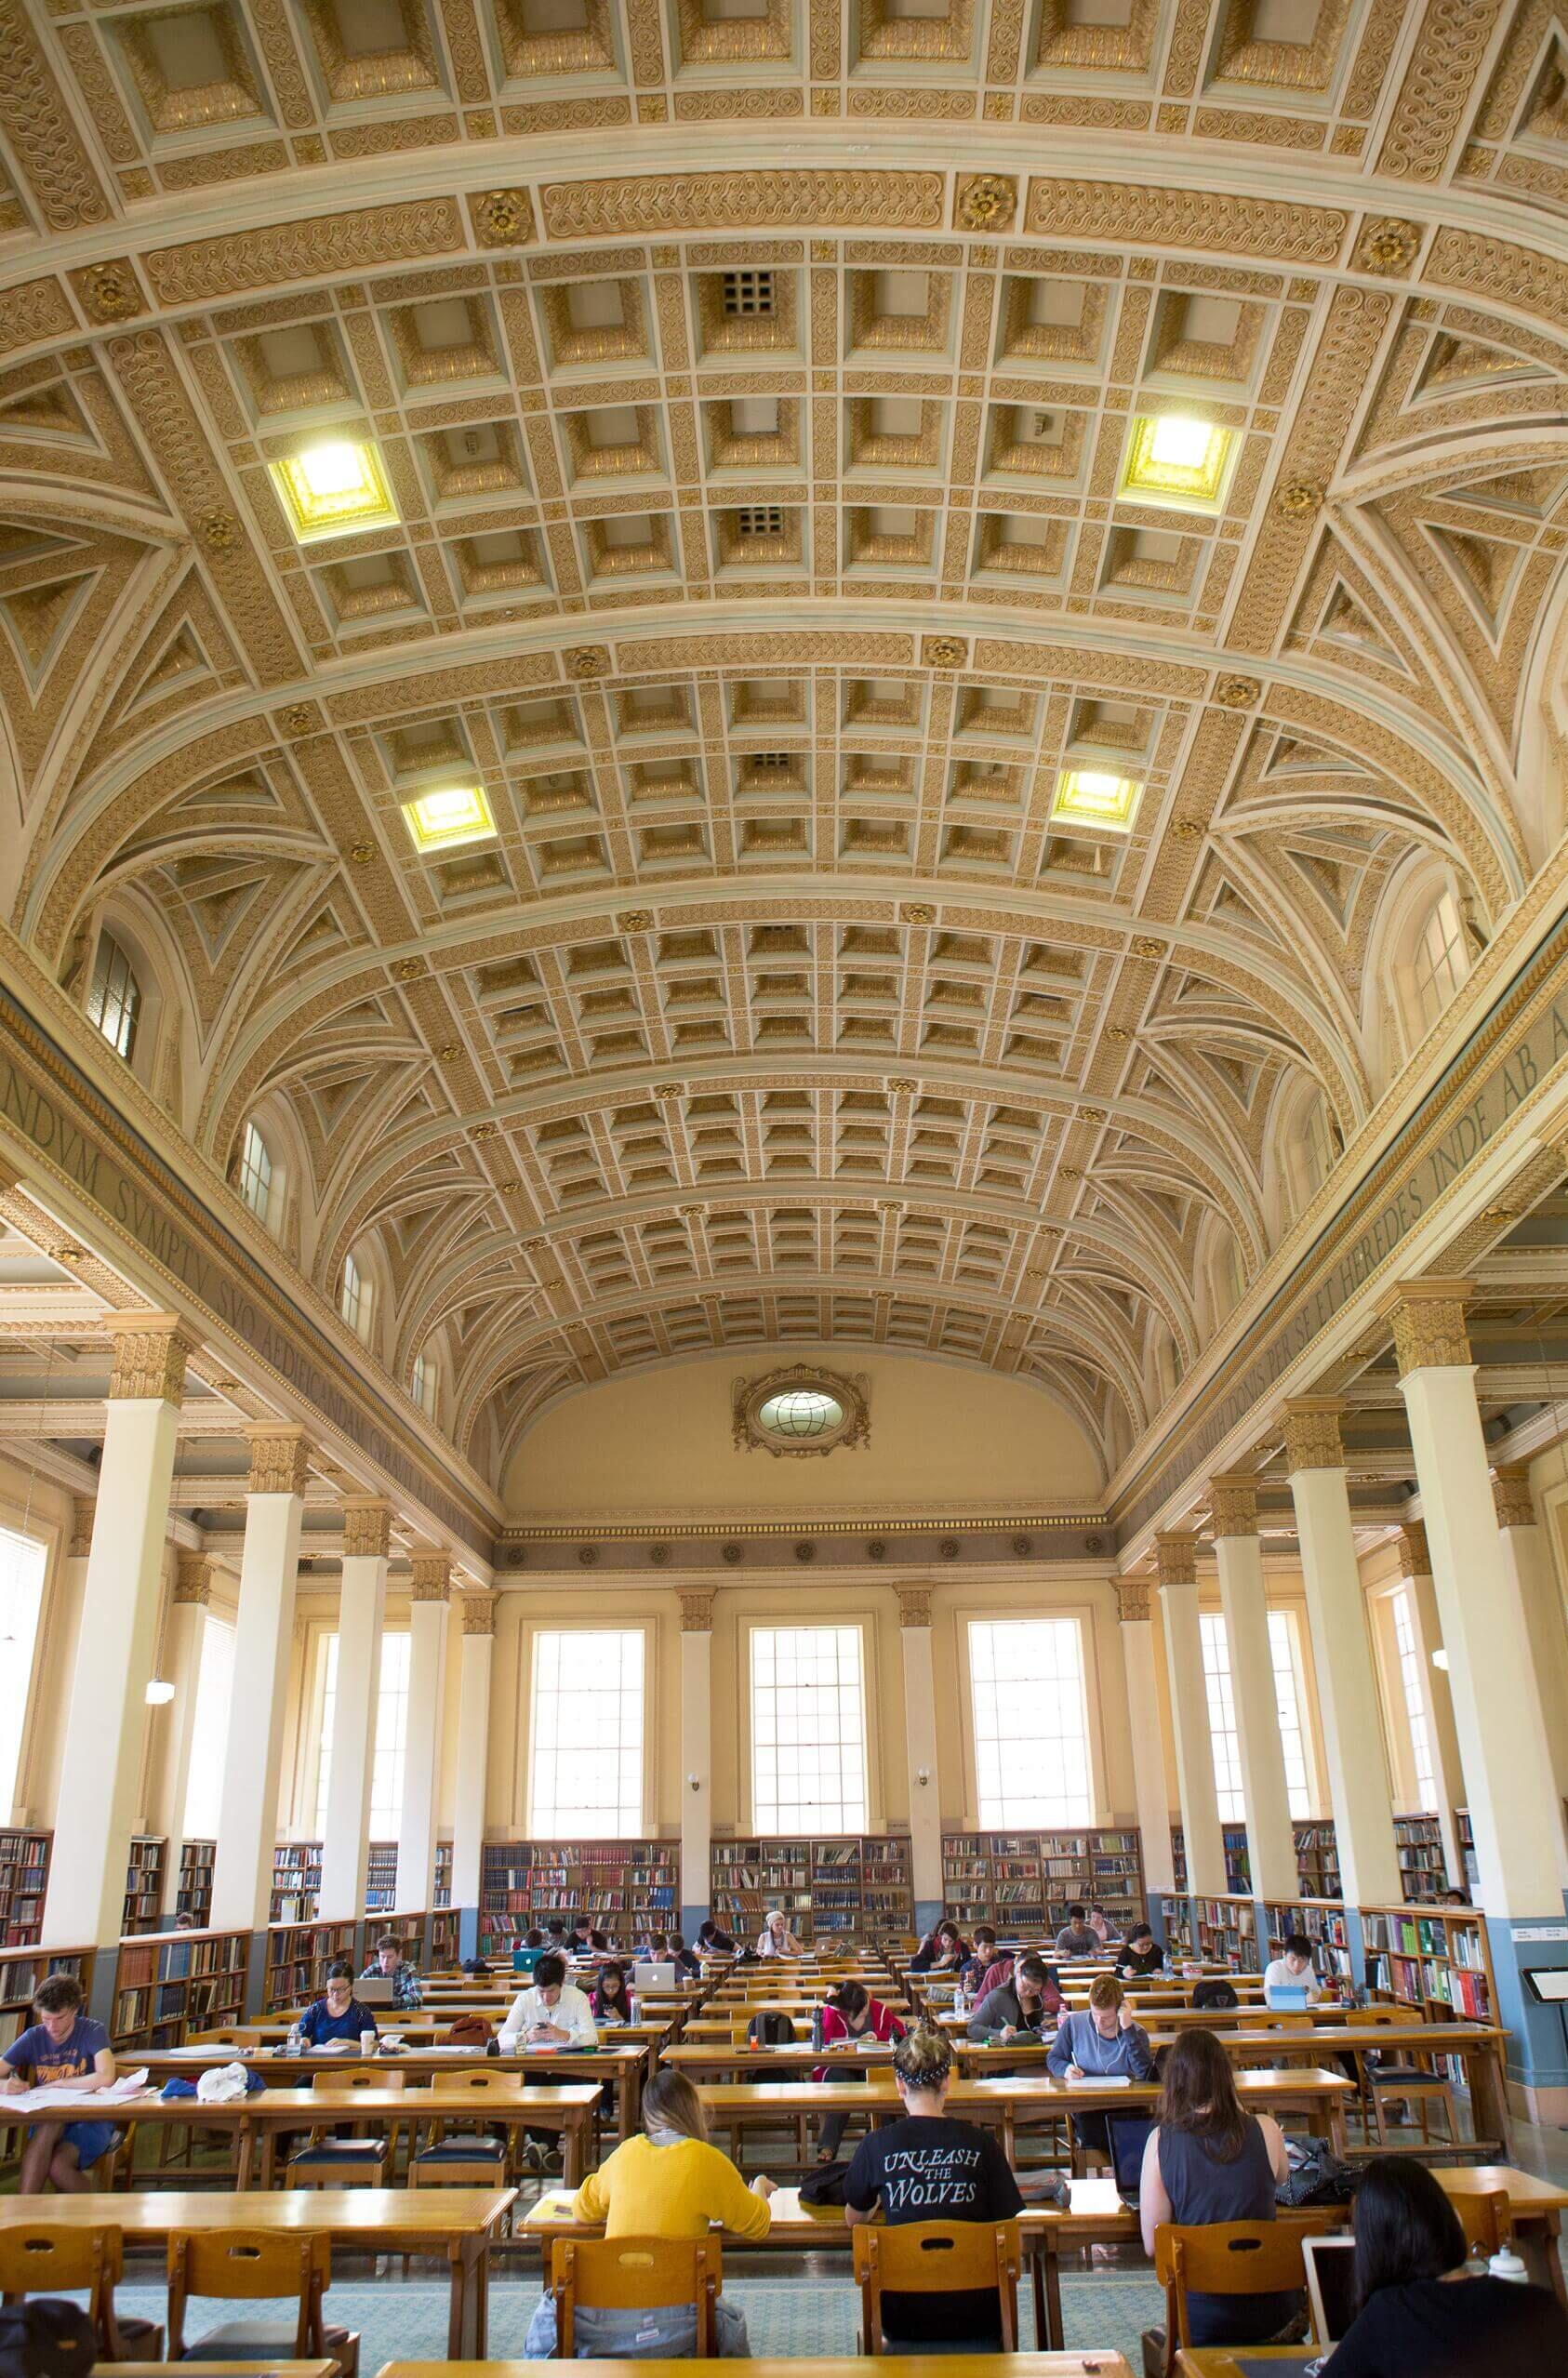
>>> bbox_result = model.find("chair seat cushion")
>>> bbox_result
[180,2321,353,2360]
[291,2139,387,2160]
[1370,2066,1443,2084]
[118,2316,162,2346]
[416,2136,505,2159]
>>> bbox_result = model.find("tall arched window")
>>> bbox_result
[1301,1091,1336,1200]
[340,1251,372,1341]
[237,1121,273,1224]
[1411,885,1468,1035]
[86,931,141,1061]
[412,1349,439,1417]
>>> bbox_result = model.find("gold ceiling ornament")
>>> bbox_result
[469,188,536,247]
[1281,1397,1346,1474]
[1207,1473,1259,1539]
[648,1543,671,1567]
[78,260,141,322]
[1058,1164,1082,1179]
[901,903,935,925]
[1275,477,1324,519]
[876,1197,902,1212]
[1380,1279,1474,1376]
[955,173,1017,233]
[1360,219,1421,273]
[922,636,967,669]
[1081,1107,1107,1123]
[1172,817,1203,839]
[578,1543,599,1565]
[348,843,376,864]
[564,644,612,680]
[653,1081,684,1100]
[938,1537,960,1561]
[1010,1534,1032,1558]
[436,1043,461,1061]
[1106,1027,1131,1043]
[49,1244,86,1262]
[1113,1578,1150,1624]
[1132,936,1163,959]
[793,1540,817,1562]
[195,505,238,551]
[733,1363,870,1459]
[619,910,653,931]
[722,1542,743,1564]
[886,1075,918,1093]
[472,1120,500,1139]
[495,1178,523,1195]
[278,703,317,737]
[391,958,424,981]
[1215,675,1262,708]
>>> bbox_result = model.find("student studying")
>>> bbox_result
[298,1960,379,2048]
[500,1950,599,2049]
[0,1972,118,2194]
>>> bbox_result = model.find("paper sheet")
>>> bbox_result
[1064,2073,1132,2088]
[2,2067,149,2114]
[1068,2177,1123,2215]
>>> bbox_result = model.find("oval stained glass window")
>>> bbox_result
[758,1388,844,1441]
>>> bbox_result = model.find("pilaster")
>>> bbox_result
[895,1586,942,1928]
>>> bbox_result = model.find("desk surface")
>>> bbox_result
[116,2083,599,2117]
[523,2185,1139,2249]
[693,2069,1351,2108]
[0,2189,516,2237]
[382,2359,1134,2377]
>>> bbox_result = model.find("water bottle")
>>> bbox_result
[286,2020,302,2057]
[811,2003,825,2053]
[1488,2247,1528,2284]
[954,1977,969,2019]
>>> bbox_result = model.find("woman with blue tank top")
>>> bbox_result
[1137,2029,1300,2350]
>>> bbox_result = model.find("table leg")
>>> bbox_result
[1471,2043,1514,2157]
[565,2111,585,2188]
[235,2118,254,2192]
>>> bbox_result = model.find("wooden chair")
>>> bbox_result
[852,2219,1021,2355]
[0,2222,162,2361]
[286,2067,405,2188]
[1148,2217,1326,2378]
[167,2227,358,2377]
[1361,2042,1461,2148]
[409,2069,516,2188]
[548,2234,721,2358]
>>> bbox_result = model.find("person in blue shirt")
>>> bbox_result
[299,1960,379,2048]
[0,1973,118,2192]
[1047,1972,1155,2161]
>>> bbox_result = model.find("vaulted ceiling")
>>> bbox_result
[5,0,1568,1488]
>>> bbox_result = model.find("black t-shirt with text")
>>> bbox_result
[844,2114,1024,2342]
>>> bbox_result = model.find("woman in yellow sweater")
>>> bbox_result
[523,2068,775,2357]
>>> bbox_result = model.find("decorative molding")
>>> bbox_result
[955,173,1017,232]
[1113,1578,1150,1624]
[104,1313,192,1406]
[679,1590,714,1632]
[1153,1530,1199,1588]
[1207,1474,1258,1539]
[459,1589,497,1637]
[409,1553,452,1601]
[539,171,945,240]
[732,1364,870,1459]
[1492,1464,1536,1534]
[469,188,535,246]
[1382,1281,1474,1376]
[341,1497,393,1561]
[895,1586,932,1627]
[1281,1398,1346,1474]
[247,1427,310,1499]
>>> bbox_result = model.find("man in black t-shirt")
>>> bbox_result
[844,2106,1023,2341]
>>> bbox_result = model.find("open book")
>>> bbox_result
[3,2068,150,2114]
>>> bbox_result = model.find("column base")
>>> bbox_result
[1490,1916,1568,2099]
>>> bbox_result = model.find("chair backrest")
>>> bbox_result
[852,2220,1021,2355]
[435,2069,520,2094]
[311,2067,404,2095]
[1448,2185,1511,2258]
[167,2228,331,2359]
[1154,2219,1322,2353]
[0,2223,122,2297]
[549,2235,720,2357]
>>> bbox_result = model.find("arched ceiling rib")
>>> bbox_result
[4,0,1568,1478]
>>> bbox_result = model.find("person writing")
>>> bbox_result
[299,1960,379,2049]
[696,1918,736,1955]
[967,1951,1061,2041]
[844,2025,1023,2347]
[1137,2031,1296,2352]
[813,1980,907,2162]
[1054,1904,1101,1958]
[756,1908,805,1957]
[1263,1931,1323,2008]
[1047,1973,1155,2161]
[1323,2155,1568,2375]
[499,1949,598,2049]
[360,1933,422,2009]
[1115,1921,1166,1979]
[524,2069,774,2357]
[0,1973,118,2194]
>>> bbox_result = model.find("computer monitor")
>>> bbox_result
[1302,2236,1358,2347]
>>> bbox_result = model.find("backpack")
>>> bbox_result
[445,2013,492,2046]
[0,2301,95,2378]
[1191,1978,1240,2010]
[748,2010,795,2045]
[1276,2135,1356,2208]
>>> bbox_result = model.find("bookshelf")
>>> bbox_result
[434,1840,452,1908]
[177,1840,216,1926]
[1293,1820,1340,1898]
[0,1944,93,2052]
[1170,1827,1187,1895]
[1166,1827,1250,1896]
[1361,1904,1495,2023]
[0,1830,51,1945]
[940,1830,1143,1934]
[271,1841,322,1923]
[1455,1808,1480,1896]
[122,1837,166,1934]
[1260,1897,1354,1988]
[365,1842,397,1914]
[712,1836,911,1943]
[111,1927,248,2049]
[1394,1814,1448,1904]
[1192,1893,1260,1970]
[429,1906,458,1968]
[478,1840,678,1957]
[263,1919,358,2013]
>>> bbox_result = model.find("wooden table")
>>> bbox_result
[166,2041,649,2142]
[1175,2354,1316,2373]
[0,2190,513,2356]
[111,2081,601,2187]
[1432,2163,1568,2303]
[383,2358,1133,2378]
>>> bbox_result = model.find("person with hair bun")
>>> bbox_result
[843,2023,1023,2346]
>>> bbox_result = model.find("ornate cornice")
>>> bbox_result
[104,1311,192,1405]
[1492,1464,1537,1533]
[1153,1531,1199,1588]
[1397,1520,1430,1576]
[679,1590,714,1634]
[247,1426,310,1499]
[409,1553,452,1602]
[895,1586,932,1628]
[1207,1473,1258,1540]
[459,1590,497,1638]
[1382,1280,1475,1377]
[341,1497,393,1562]
[1281,1398,1346,1474]
[1113,1578,1150,1625]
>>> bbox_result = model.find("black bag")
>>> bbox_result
[748,2010,795,2045]
[799,2159,853,2207]
[0,2301,95,2378]
[1276,2135,1356,2208]
[1191,1978,1240,2010]
[460,1957,491,1976]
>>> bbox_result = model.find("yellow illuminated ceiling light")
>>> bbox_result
[270,440,399,542]
[1120,413,1236,511]
[400,784,497,852]
[1051,769,1144,832]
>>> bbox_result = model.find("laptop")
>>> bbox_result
[633,1960,677,1990]
[356,1975,394,2006]
[1302,2236,1359,2347]
[1267,1984,1312,2011]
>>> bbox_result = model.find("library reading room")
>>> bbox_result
[6,3,1568,2374]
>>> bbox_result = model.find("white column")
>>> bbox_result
[45,1315,190,1946]
[1383,1288,1568,1916]
[1209,1477,1297,1900]
[154,1557,216,1915]
[395,1554,449,1913]
[1396,1522,1466,1889]
[1282,1401,1403,1909]
[1156,1534,1226,1896]
[451,1590,495,1920]
[210,1430,309,1933]
[679,1592,713,1933]
[318,1497,391,1922]
[1118,1579,1176,1895]
[1493,1466,1568,1815]
[896,1587,943,1922]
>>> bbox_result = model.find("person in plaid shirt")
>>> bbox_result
[362,1933,423,2009]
